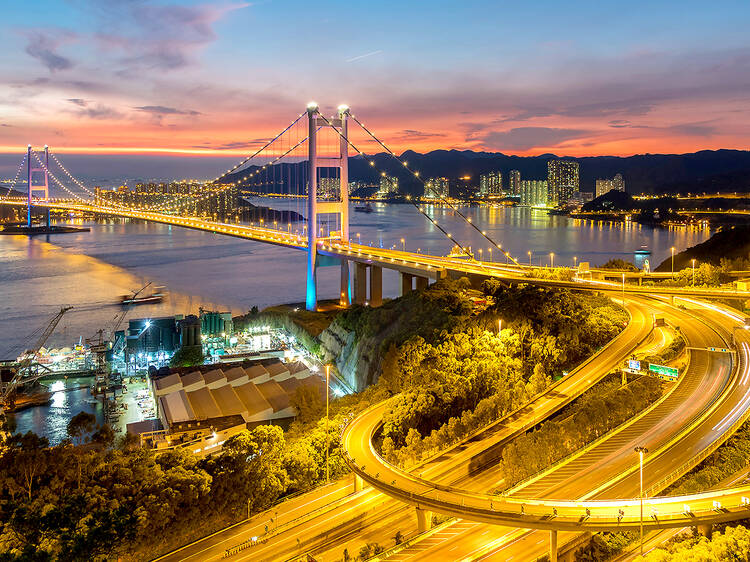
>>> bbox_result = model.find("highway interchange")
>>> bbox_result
[153,294,750,561]
[6,199,750,561]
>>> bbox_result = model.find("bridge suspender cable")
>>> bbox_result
[349,113,521,267]
[0,152,26,203]
[314,112,481,262]
[208,111,307,186]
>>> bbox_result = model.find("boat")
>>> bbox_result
[635,245,652,256]
[354,203,374,213]
[120,293,164,306]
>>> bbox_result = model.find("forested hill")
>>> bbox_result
[655,225,750,271]
[223,149,750,196]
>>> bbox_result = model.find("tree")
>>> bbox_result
[67,411,96,446]
[92,424,115,448]
[527,363,551,396]
[170,345,204,367]
[290,384,324,424]
[6,432,49,500]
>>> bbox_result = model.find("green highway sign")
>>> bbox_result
[649,363,679,379]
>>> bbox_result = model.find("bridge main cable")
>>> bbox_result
[349,113,521,267]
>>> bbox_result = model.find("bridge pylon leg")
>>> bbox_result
[698,524,712,538]
[415,507,432,533]
[416,276,428,291]
[400,272,413,296]
[370,266,383,307]
[550,529,558,562]
[340,259,351,306]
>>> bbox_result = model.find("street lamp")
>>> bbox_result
[498,318,502,335]
[488,248,492,262]
[527,250,532,266]
[634,446,648,556]
[691,259,696,286]
[550,252,555,268]
[573,256,577,269]
[400,237,405,251]
[671,247,675,277]
[325,364,331,484]
[622,273,626,306]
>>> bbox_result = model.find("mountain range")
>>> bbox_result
[224,148,750,196]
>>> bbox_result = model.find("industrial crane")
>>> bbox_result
[89,282,151,395]
[1,306,72,406]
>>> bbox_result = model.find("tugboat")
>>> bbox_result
[354,203,374,213]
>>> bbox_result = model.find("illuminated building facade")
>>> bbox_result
[547,160,579,206]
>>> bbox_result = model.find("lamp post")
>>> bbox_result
[622,273,626,307]
[498,318,502,335]
[325,364,330,484]
[634,446,648,556]
[573,256,577,269]
[401,237,405,251]
[478,248,483,261]
[671,247,675,277]
[356,232,361,246]
[550,252,555,268]
[692,259,696,286]
[528,250,532,266]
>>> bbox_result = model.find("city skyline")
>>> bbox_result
[1,0,749,170]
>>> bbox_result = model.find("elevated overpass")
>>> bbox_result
[340,300,750,560]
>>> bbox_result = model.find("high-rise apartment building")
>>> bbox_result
[479,171,502,197]
[424,177,449,199]
[318,177,339,199]
[547,160,579,206]
[508,170,521,195]
[378,175,399,196]
[613,173,625,193]
[520,180,548,207]
[595,173,625,198]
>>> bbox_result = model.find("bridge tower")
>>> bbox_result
[306,103,351,311]
[26,144,50,227]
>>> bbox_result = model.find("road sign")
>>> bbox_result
[649,363,679,379]
[628,359,641,371]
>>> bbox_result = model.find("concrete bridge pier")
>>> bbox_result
[353,474,365,493]
[415,507,432,533]
[401,272,414,296]
[550,530,558,562]
[698,523,713,538]
[354,263,367,305]
[416,276,428,290]
[370,266,383,307]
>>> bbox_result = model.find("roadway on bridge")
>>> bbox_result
[4,199,750,302]
[339,299,750,561]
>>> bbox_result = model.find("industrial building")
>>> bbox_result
[139,358,324,454]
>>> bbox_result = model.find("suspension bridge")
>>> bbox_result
[2,103,749,307]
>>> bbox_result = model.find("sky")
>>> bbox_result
[1,0,749,178]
